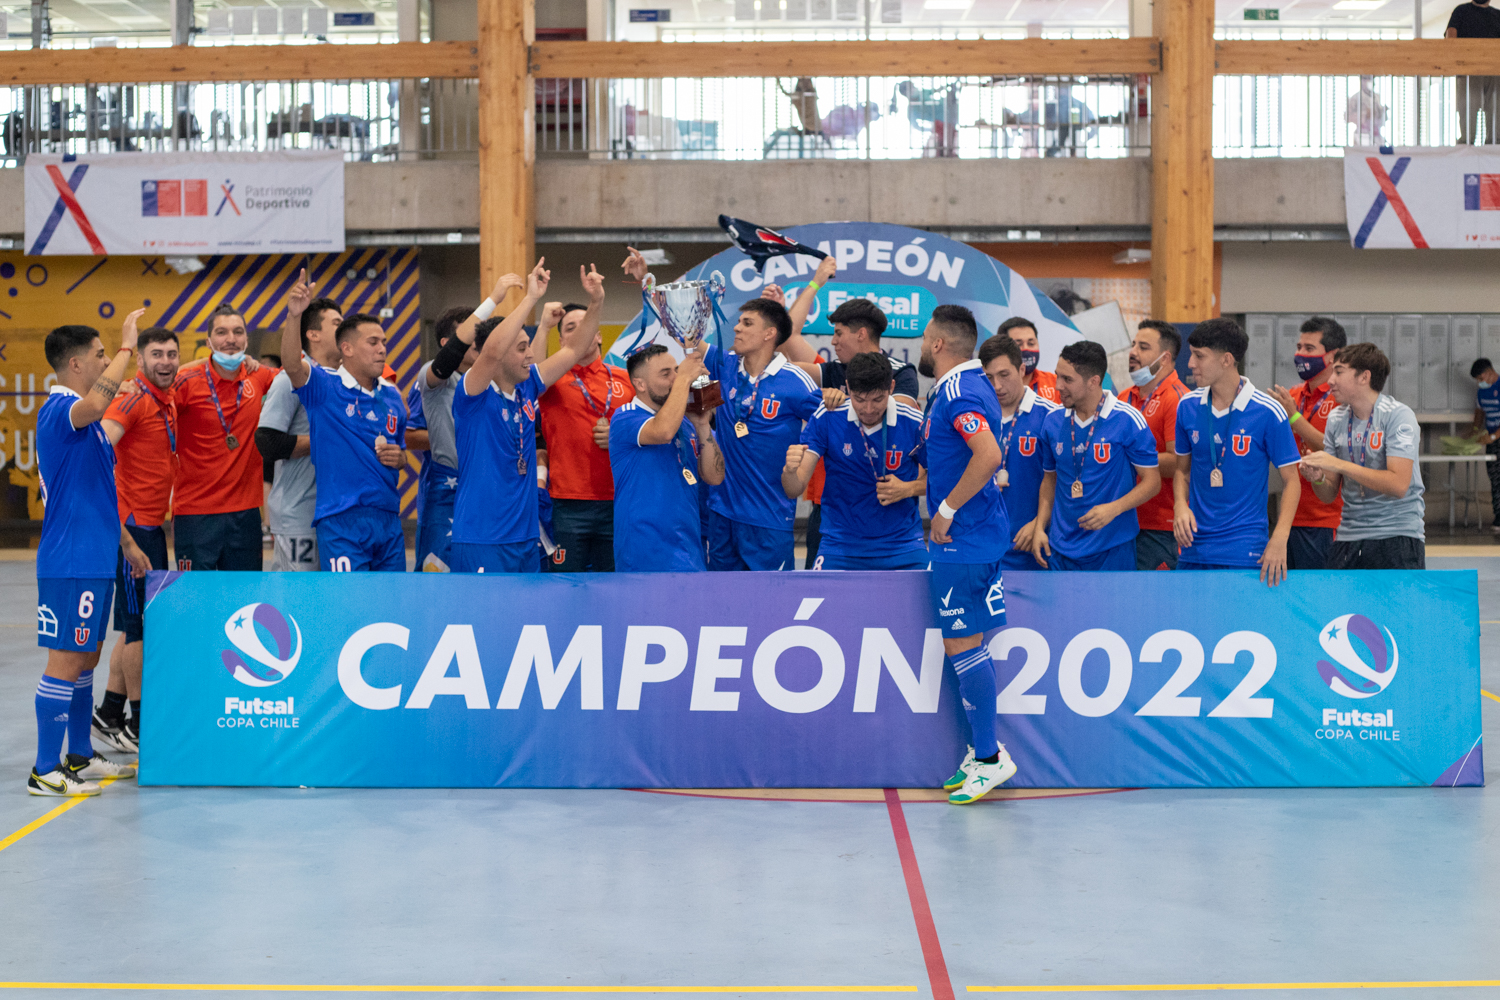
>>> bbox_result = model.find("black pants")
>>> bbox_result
[1327,536,1425,570]
[1487,439,1500,524]
[173,509,263,572]
[1135,529,1178,571]
[803,503,822,569]
[548,498,614,572]
[1287,526,1335,571]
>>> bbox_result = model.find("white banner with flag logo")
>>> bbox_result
[1345,145,1500,249]
[25,150,345,256]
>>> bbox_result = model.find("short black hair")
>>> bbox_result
[473,316,505,353]
[997,316,1038,339]
[739,299,793,346]
[1337,342,1391,392]
[827,298,888,340]
[138,327,179,351]
[260,353,283,368]
[930,304,978,358]
[1136,319,1182,360]
[1471,357,1495,380]
[335,313,383,345]
[1058,340,1108,384]
[435,306,472,347]
[845,351,895,395]
[978,334,1023,371]
[627,343,671,381]
[561,303,589,319]
[45,325,101,371]
[1300,316,1348,352]
[208,302,245,328]
[1187,318,1248,364]
[299,297,342,352]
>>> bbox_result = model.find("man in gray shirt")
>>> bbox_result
[1300,342,1426,570]
[256,296,344,571]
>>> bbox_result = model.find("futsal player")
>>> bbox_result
[1301,344,1426,569]
[172,302,279,571]
[609,345,724,572]
[1172,319,1302,585]
[998,317,1060,404]
[917,304,1016,805]
[1122,320,1189,570]
[449,260,604,573]
[280,272,409,572]
[256,295,343,572]
[980,332,1059,572]
[1030,341,1161,571]
[1268,317,1347,570]
[32,314,152,795]
[92,326,180,754]
[782,352,926,570]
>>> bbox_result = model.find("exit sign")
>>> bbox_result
[1243,8,1280,18]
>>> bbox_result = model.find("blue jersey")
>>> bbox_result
[37,387,118,579]
[609,399,705,572]
[921,360,1009,564]
[801,399,926,560]
[293,366,408,523]
[703,346,821,531]
[997,387,1060,534]
[1174,378,1302,567]
[453,366,545,546]
[1479,378,1500,432]
[1039,391,1159,559]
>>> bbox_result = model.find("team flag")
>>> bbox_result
[718,215,828,273]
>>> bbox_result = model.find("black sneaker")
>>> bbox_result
[92,708,138,754]
[123,717,140,752]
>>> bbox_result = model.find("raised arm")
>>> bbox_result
[430,271,523,388]
[782,443,819,499]
[281,270,313,388]
[640,351,706,446]
[780,256,837,365]
[465,259,549,396]
[537,264,606,387]
[71,308,145,429]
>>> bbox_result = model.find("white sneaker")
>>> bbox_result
[943,746,975,791]
[69,753,136,781]
[28,767,101,797]
[948,745,1018,805]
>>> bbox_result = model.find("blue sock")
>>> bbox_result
[67,669,95,760]
[34,677,73,774]
[951,648,999,760]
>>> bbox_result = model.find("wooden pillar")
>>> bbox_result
[478,0,535,308]
[1150,0,1215,321]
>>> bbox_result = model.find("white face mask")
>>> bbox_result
[1129,351,1167,387]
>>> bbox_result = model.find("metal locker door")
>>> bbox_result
[1419,315,1451,413]
[1274,315,1301,391]
[1481,315,1500,367]
[1450,316,1481,415]
[1389,315,1421,410]
[1361,314,1393,360]
[1245,315,1276,390]
[1333,314,1363,345]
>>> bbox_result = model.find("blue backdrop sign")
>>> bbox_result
[607,222,1081,368]
[141,569,1483,789]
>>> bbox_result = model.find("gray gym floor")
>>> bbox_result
[0,555,1495,1000]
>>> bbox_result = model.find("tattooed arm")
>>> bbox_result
[70,308,144,430]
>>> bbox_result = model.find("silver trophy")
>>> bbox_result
[645,270,726,414]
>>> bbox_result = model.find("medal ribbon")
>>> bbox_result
[848,412,890,484]
[1068,410,1100,493]
[201,366,243,447]
[572,366,614,418]
[138,375,176,453]
[1348,397,1380,498]
[1199,377,1242,479]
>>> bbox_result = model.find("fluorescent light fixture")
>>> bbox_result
[640,249,673,266]
[923,0,973,9]
[1332,1,1386,9]
[1112,248,1152,264]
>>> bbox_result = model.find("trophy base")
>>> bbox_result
[688,379,723,414]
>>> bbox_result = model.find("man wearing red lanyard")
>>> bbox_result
[1122,321,1190,571]
[1269,317,1346,570]
[170,303,279,571]
[537,294,631,572]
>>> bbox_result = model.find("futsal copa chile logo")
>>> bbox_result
[221,603,303,688]
[1315,614,1398,700]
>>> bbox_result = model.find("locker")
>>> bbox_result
[1332,314,1363,345]
[1450,316,1481,414]
[1419,315,1450,413]
[1244,314,1276,391]
[1361,314,1393,361]
[1481,315,1500,369]
[1390,315,1421,411]
[1273,315,1301,392]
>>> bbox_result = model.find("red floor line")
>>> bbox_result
[883,787,955,1000]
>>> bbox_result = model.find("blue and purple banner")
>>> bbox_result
[141,569,1483,789]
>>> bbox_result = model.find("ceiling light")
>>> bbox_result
[923,0,973,9]
[1332,1,1386,9]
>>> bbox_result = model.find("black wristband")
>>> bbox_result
[431,333,471,381]
[254,426,297,464]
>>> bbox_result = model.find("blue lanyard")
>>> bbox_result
[1199,378,1241,474]
[201,366,242,444]
[673,425,697,482]
[848,414,890,483]
[572,367,614,418]
[997,414,1016,472]
[1350,402,1378,470]
[1069,412,1099,484]
[138,376,176,453]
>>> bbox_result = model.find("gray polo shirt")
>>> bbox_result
[1323,394,1426,541]
[419,360,460,471]
[259,366,319,535]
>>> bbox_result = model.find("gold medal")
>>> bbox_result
[683,468,698,486]
[996,468,1009,488]
[225,433,239,450]
[1070,480,1083,499]
[735,421,749,438]
[1210,468,1224,488]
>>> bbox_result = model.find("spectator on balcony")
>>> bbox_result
[892,81,959,158]
[1345,76,1388,147]
[1446,0,1500,145]
[779,78,823,135]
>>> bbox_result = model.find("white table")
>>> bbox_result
[1418,454,1496,533]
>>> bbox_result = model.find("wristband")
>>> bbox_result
[473,297,497,321]
[938,500,957,520]
[806,280,822,295]
[1289,411,1301,424]
[118,347,134,354]
[430,330,472,381]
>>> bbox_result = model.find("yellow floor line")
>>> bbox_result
[968,982,1500,993]
[1483,690,1500,704]
[0,986,915,994]
[0,775,123,853]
